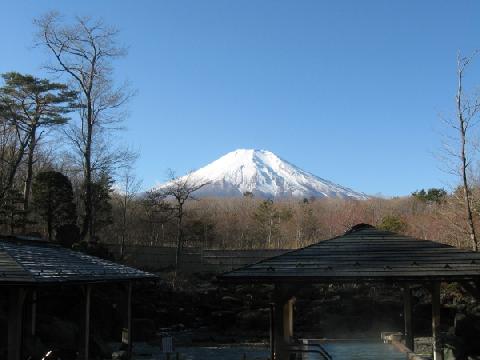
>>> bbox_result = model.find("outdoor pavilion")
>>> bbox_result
[0,235,156,360]
[220,224,480,360]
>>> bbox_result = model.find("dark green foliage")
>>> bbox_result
[298,202,318,246]
[90,174,114,238]
[56,223,81,248]
[184,219,215,246]
[32,171,76,241]
[253,200,277,232]
[0,72,76,209]
[412,188,447,203]
[253,200,292,247]
[72,241,113,260]
[0,188,27,234]
[379,215,407,233]
[141,190,172,224]
[0,72,77,127]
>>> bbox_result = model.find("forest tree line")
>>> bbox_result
[0,12,479,256]
[105,187,479,251]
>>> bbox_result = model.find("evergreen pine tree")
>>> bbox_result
[0,188,27,234]
[0,72,76,209]
[32,171,76,241]
[90,173,114,240]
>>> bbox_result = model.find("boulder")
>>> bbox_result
[455,313,469,336]
[210,310,236,328]
[38,317,79,350]
[133,318,156,341]
[220,296,243,307]
[444,347,457,360]
[92,332,113,358]
[22,336,48,360]
[235,309,269,330]
[443,338,466,360]
[112,350,128,360]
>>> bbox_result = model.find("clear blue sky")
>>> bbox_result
[1,1,479,196]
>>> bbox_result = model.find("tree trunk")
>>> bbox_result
[1,140,28,202]
[47,192,53,242]
[82,104,93,242]
[120,193,127,259]
[9,211,14,235]
[23,125,37,211]
[460,127,477,251]
[47,211,53,242]
[161,223,165,245]
[175,205,183,273]
[457,64,478,252]
[267,218,273,247]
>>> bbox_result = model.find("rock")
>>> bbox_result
[192,333,214,343]
[221,295,242,307]
[210,311,236,328]
[133,318,156,341]
[112,350,128,360]
[93,332,113,358]
[444,334,466,360]
[38,317,79,350]
[172,323,185,331]
[309,299,326,308]
[454,313,468,336]
[236,309,269,330]
[453,312,480,355]
[447,326,456,336]
[22,336,48,360]
[444,347,456,360]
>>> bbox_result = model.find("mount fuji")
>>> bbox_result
[157,149,368,200]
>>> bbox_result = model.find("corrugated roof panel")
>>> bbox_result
[220,226,480,282]
[0,251,33,282]
[0,237,156,284]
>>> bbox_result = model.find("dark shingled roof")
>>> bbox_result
[0,236,156,284]
[220,224,480,283]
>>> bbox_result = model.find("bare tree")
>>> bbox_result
[159,170,209,274]
[440,51,480,251]
[115,166,142,259]
[35,12,132,241]
[142,190,173,246]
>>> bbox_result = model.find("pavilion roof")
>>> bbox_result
[0,236,156,285]
[220,224,480,283]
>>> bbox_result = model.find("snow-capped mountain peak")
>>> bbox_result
[158,149,368,199]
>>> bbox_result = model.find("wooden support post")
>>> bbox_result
[273,285,295,360]
[127,281,133,358]
[85,285,92,360]
[269,303,275,360]
[283,298,295,342]
[31,290,37,336]
[432,282,443,360]
[273,296,285,359]
[8,287,26,360]
[273,286,286,360]
[403,285,414,351]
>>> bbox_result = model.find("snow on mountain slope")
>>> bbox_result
[157,149,368,199]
